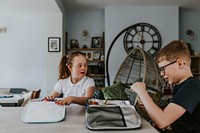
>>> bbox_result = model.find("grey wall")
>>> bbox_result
[66,10,105,49]
[65,6,180,86]
[179,9,200,54]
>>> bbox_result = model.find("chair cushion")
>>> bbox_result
[93,89,104,99]
[102,82,128,100]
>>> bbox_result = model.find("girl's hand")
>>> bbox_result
[42,95,55,101]
[55,96,74,105]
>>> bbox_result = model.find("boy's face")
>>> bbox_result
[158,60,178,85]
[69,55,88,79]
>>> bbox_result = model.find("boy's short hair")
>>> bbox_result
[156,40,191,65]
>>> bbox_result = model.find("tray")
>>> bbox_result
[86,99,141,130]
[21,101,66,123]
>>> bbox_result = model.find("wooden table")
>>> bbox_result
[0,106,159,133]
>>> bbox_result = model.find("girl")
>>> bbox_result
[45,51,95,106]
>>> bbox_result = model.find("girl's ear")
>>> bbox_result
[67,64,72,71]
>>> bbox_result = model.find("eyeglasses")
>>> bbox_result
[159,60,177,74]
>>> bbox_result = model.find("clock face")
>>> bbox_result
[123,23,162,57]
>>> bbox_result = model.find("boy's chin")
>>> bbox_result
[168,81,173,85]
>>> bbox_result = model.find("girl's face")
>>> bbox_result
[68,55,88,80]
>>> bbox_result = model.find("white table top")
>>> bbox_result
[0,94,24,104]
[0,106,159,133]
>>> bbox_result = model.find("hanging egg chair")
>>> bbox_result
[114,47,163,92]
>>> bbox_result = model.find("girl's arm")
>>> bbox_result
[56,86,95,106]
[44,90,60,100]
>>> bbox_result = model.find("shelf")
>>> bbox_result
[88,60,104,62]
[66,39,105,87]
[191,55,200,79]
[192,73,200,75]
[89,74,105,77]
[67,48,103,51]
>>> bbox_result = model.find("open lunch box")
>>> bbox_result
[85,98,141,130]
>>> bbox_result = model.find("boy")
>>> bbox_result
[131,40,200,132]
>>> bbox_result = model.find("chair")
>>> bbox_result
[105,47,165,122]
[114,47,163,91]
[21,91,33,107]
[104,23,164,104]
[21,89,41,107]
[31,89,41,99]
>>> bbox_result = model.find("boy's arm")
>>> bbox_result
[131,82,186,129]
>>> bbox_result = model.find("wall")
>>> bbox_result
[65,6,179,86]
[0,0,62,97]
[66,10,105,48]
[105,6,179,85]
[64,7,200,87]
[179,9,200,53]
[55,0,66,54]
[1,0,197,96]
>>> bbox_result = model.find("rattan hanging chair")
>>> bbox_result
[112,47,165,122]
[114,47,163,91]
[102,23,165,123]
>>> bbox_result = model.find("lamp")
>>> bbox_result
[0,26,7,33]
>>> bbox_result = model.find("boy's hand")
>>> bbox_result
[137,97,146,110]
[131,82,147,110]
[130,82,146,95]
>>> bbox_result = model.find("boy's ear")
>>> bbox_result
[177,59,185,68]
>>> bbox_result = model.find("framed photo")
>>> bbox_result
[48,37,60,52]
[100,54,105,60]
[91,37,101,48]
[86,51,93,60]
[70,39,79,48]
[93,52,101,60]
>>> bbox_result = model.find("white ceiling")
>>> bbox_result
[61,0,200,11]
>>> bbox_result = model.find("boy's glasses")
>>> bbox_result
[159,60,177,74]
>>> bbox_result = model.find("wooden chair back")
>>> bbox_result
[31,89,41,99]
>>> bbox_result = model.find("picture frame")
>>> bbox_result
[70,39,79,48]
[93,52,101,60]
[48,37,60,52]
[86,51,93,60]
[100,54,105,60]
[91,37,101,48]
